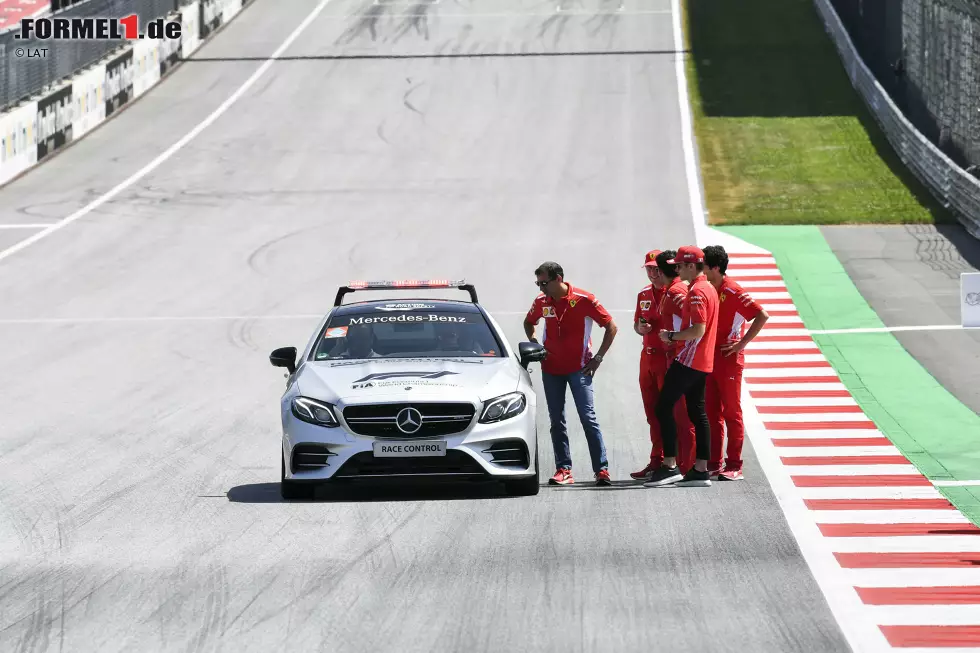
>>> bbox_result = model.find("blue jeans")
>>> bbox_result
[541,370,609,474]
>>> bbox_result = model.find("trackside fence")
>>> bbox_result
[0,0,249,187]
[812,0,980,239]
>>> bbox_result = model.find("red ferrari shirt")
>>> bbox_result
[659,276,687,361]
[715,276,764,367]
[526,284,613,375]
[675,276,720,373]
[634,284,665,351]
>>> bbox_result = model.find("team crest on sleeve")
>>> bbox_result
[720,293,727,303]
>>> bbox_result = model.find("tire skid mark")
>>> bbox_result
[239,503,424,635]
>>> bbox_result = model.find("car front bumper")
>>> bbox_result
[281,403,537,483]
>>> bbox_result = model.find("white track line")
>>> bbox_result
[756,397,860,407]
[810,325,978,334]
[810,510,972,524]
[0,309,641,325]
[786,465,921,476]
[0,0,336,267]
[0,224,58,229]
[846,568,980,586]
[762,412,875,422]
[745,341,820,350]
[761,429,887,439]
[933,480,980,487]
[745,353,832,363]
[746,384,852,394]
[826,536,980,553]
[796,487,946,500]
[776,447,902,457]
[868,605,980,626]
[746,367,840,378]
[891,649,980,653]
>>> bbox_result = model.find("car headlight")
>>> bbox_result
[291,396,340,427]
[479,392,526,423]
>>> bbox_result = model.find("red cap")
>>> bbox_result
[666,246,704,265]
[642,249,662,267]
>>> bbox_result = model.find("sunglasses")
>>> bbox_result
[534,279,553,288]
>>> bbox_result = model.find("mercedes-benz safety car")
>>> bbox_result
[269,279,548,499]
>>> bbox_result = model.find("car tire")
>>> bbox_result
[505,449,540,497]
[281,452,316,500]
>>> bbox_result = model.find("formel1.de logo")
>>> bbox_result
[14,15,182,41]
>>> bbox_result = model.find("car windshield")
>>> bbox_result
[311,305,505,360]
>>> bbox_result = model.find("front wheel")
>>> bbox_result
[281,453,316,500]
[504,450,540,496]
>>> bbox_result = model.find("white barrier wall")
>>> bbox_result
[0,101,38,186]
[963,273,980,328]
[221,0,242,24]
[181,1,202,56]
[72,63,107,140]
[0,0,254,188]
[131,38,162,99]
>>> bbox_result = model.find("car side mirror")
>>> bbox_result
[270,346,298,374]
[518,341,547,369]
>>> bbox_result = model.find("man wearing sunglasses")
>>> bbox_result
[524,261,618,486]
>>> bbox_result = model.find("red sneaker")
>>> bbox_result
[548,468,574,485]
[595,469,612,486]
[630,463,657,480]
[718,469,744,481]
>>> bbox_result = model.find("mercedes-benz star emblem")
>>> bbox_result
[396,407,423,434]
[967,292,980,307]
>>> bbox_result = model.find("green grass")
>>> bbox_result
[682,0,953,225]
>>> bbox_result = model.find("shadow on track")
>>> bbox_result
[228,481,518,503]
[225,479,647,503]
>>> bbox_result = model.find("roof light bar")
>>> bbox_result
[334,279,478,306]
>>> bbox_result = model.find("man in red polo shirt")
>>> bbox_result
[703,245,769,481]
[643,246,720,488]
[524,261,618,486]
[630,249,697,480]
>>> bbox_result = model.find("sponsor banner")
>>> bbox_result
[158,21,181,76]
[350,370,461,390]
[179,1,202,57]
[131,37,162,99]
[199,0,221,40]
[0,100,38,186]
[326,358,485,367]
[374,303,439,311]
[345,314,472,325]
[220,0,242,23]
[104,47,135,117]
[962,273,980,328]
[36,83,72,160]
[71,63,106,140]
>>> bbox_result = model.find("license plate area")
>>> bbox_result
[372,441,447,457]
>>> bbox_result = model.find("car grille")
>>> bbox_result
[342,402,476,438]
[482,440,530,468]
[331,451,487,478]
[291,444,338,473]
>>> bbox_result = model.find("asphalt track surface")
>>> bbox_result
[822,223,980,416]
[0,0,850,650]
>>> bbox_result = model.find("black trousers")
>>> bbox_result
[654,360,711,462]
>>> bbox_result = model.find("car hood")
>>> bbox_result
[296,357,522,405]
